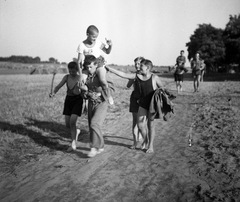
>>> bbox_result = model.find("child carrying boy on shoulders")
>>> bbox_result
[80,55,114,158]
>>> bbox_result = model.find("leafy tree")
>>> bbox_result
[33,57,41,63]
[49,57,58,63]
[186,24,225,72]
[223,14,240,69]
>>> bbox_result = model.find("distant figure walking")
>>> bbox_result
[200,60,206,82]
[173,50,188,93]
[191,52,205,92]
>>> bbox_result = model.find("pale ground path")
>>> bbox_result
[0,80,228,202]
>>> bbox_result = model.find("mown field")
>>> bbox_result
[1,62,240,201]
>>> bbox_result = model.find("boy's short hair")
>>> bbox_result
[180,50,184,53]
[134,56,145,63]
[141,59,153,70]
[83,55,106,69]
[86,25,99,35]
[83,55,97,69]
[68,61,78,70]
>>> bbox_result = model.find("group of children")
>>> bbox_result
[173,50,205,93]
[50,25,173,157]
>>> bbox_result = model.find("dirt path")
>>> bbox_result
[1,79,240,202]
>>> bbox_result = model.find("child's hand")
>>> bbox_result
[105,66,110,72]
[108,96,114,105]
[105,38,112,46]
[49,93,55,98]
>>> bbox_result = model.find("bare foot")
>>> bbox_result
[141,142,147,150]
[71,140,77,150]
[130,145,136,150]
[97,148,104,154]
[146,148,154,153]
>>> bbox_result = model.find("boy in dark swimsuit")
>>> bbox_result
[49,61,83,151]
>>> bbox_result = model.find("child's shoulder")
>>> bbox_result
[151,73,161,80]
[97,65,106,71]
[63,74,69,79]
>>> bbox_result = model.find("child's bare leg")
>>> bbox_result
[69,114,79,150]
[82,99,88,114]
[193,77,197,92]
[130,112,138,149]
[131,112,141,149]
[196,75,201,91]
[146,117,155,153]
[65,115,70,129]
[179,81,183,91]
[201,71,204,82]
[176,82,179,93]
[137,107,148,150]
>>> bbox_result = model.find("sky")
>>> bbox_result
[0,0,240,66]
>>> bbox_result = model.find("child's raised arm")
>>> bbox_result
[77,53,84,75]
[102,38,112,54]
[106,66,136,80]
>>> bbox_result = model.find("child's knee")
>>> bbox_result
[138,123,146,133]
[65,123,70,128]
[69,118,77,128]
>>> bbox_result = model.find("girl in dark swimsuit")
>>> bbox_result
[106,59,164,153]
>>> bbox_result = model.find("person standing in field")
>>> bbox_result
[76,25,113,112]
[200,60,206,82]
[191,52,205,92]
[106,59,165,153]
[173,50,188,93]
[81,55,114,158]
[49,61,83,151]
[122,57,145,149]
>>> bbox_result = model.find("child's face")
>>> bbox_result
[87,31,99,43]
[134,60,141,71]
[68,68,78,76]
[86,62,98,75]
[196,53,200,60]
[140,64,149,75]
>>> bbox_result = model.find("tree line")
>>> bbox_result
[0,55,63,64]
[186,14,240,73]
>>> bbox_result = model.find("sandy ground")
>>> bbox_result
[0,75,240,202]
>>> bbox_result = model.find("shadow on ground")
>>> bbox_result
[0,119,89,153]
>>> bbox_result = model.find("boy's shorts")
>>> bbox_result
[174,73,183,82]
[63,95,83,116]
[192,69,201,76]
